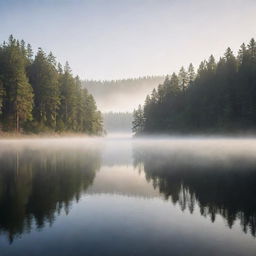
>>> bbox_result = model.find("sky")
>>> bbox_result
[1,0,256,80]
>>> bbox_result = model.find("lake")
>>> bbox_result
[0,135,256,256]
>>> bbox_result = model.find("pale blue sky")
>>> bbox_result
[1,0,256,80]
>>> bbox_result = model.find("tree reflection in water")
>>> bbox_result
[1,137,256,247]
[0,142,101,243]
[133,140,256,237]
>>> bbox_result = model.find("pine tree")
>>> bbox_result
[248,38,256,58]
[58,62,78,130]
[132,105,144,134]
[0,78,5,115]
[26,43,33,61]
[16,75,34,131]
[84,93,102,134]
[0,35,34,131]
[207,55,217,73]
[188,63,195,84]
[169,73,180,95]
[178,67,188,93]
[238,43,247,66]
[28,48,60,130]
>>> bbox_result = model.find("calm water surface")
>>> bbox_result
[0,135,256,256]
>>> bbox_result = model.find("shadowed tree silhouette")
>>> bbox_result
[0,144,101,243]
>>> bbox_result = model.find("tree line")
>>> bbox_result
[0,35,103,134]
[133,38,256,134]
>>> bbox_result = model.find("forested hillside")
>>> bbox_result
[103,112,133,132]
[133,39,256,134]
[0,36,103,134]
[82,76,165,112]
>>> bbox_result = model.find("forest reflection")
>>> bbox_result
[133,139,256,238]
[0,141,101,243]
[1,138,256,245]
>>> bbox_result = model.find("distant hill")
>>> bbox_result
[103,112,133,132]
[82,76,165,112]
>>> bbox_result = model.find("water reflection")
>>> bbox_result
[133,138,256,237]
[0,139,101,242]
[87,165,160,198]
[0,137,256,255]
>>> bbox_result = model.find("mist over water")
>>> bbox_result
[0,135,256,256]
[2,0,256,255]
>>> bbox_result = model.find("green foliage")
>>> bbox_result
[0,35,34,131]
[0,35,103,134]
[58,62,78,131]
[57,64,103,134]
[28,48,60,129]
[0,78,5,115]
[134,38,256,134]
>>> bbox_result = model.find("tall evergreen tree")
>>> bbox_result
[178,66,188,93]
[0,35,34,131]
[58,62,77,130]
[28,48,60,130]
[188,63,195,84]
[132,105,144,134]
[0,78,5,115]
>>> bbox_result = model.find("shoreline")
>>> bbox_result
[0,131,101,140]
